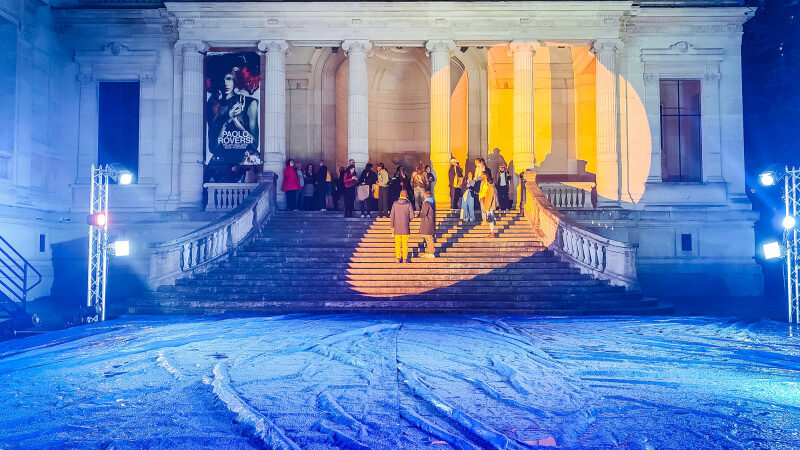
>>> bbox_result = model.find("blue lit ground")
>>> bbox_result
[1,315,799,448]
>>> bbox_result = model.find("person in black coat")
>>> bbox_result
[418,189,436,258]
[358,163,378,218]
[315,160,329,211]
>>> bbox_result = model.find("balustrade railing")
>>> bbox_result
[523,172,639,290]
[538,182,595,210]
[149,174,277,288]
[204,183,259,211]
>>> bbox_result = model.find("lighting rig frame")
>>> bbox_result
[761,166,800,323]
[86,164,132,322]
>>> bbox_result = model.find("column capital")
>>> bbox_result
[258,39,289,54]
[509,40,542,54]
[341,40,372,55]
[425,39,456,56]
[76,65,94,85]
[175,40,209,55]
[590,38,624,55]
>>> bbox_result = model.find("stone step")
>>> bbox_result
[215,261,576,270]
[166,278,610,289]
[177,273,596,285]
[246,240,543,248]
[155,285,625,296]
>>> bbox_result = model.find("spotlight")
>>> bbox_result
[783,215,797,230]
[109,240,130,257]
[759,171,776,186]
[87,212,107,228]
[763,241,782,260]
[460,46,468,53]
[118,172,133,185]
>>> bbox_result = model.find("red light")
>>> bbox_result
[87,212,108,227]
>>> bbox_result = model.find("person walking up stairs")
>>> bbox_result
[390,189,414,264]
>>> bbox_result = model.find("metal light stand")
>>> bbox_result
[86,164,113,322]
[784,166,800,324]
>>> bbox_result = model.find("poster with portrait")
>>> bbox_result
[204,51,261,183]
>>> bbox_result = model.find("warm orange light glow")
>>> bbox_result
[450,70,469,165]
[488,44,514,168]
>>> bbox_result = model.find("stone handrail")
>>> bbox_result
[538,181,595,210]
[204,183,260,211]
[148,174,277,288]
[522,172,639,290]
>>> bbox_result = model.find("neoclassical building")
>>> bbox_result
[0,0,762,306]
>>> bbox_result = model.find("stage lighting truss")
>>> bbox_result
[87,164,133,322]
[783,167,800,324]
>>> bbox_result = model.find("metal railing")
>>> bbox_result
[149,173,277,288]
[523,172,639,290]
[0,235,42,316]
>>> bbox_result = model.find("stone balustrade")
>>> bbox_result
[538,182,595,210]
[204,183,259,211]
[523,172,639,290]
[149,174,277,288]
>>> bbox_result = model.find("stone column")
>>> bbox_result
[510,41,540,172]
[75,65,97,185]
[259,40,289,192]
[342,40,372,168]
[426,39,456,206]
[591,39,623,207]
[178,40,207,208]
[168,42,183,208]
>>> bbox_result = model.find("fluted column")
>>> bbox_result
[178,40,208,208]
[591,39,623,207]
[510,41,541,172]
[342,40,372,168]
[426,39,456,206]
[259,40,289,199]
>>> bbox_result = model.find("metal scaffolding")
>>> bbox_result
[784,167,800,324]
[87,164,110,322]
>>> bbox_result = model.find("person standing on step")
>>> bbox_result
[419,189,436,258]
[411,164,428,215]
[316,160,329,211]
[343,164,358,218]
[495,163,512,212]
[390,189,414,264]
[332,166,345,211]
[376,163,390,218]
[448,158,463,212]
[302,163,316,211]
[282,159,301,211]
[460,172,475,222]
[296,162,306,211]
[425,165,435,196]
[480,173,498,238]
[358,163,377,218]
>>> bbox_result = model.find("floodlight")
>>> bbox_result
[109,240,130,257]
[87,212,107,227]
[763,241,782,260]
[759,171,776,187]
[118,172,133,185]
[783,215,797,230]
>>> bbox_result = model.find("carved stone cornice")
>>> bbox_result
[177,40,209,55]
[258,39,289,54]
[425,39,456,56]
[341,40,372,56]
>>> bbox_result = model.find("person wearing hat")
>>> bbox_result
[448,158,464,212]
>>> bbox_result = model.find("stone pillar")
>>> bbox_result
[178,40,207,208]
[591,39,623,207]
[426,39,456,206]
[342,40,372,168]
[259,40,289,192]
[76,65,97,185]
[510,41,540,172]
[168,42,183,208]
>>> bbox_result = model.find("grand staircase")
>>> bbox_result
[127,210,670,315]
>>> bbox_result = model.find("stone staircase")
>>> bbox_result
[126,210,670,315]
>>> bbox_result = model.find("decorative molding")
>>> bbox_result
[590,38,624,55]
[74,43,160,86]
[341,39,372,56]
[425,39,456,57]
[509,41,542,55]
[640,42,725,62]
[257,39,289,54]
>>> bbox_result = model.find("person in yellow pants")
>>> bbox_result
[390,189,414,264]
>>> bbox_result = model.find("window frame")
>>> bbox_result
[659,78,703,183]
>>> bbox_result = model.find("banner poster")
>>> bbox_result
[204,51,262,183]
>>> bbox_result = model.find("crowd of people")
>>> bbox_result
[280,156,518,220]
[280,155,520,261]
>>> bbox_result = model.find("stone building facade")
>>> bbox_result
[0,0,762,303]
